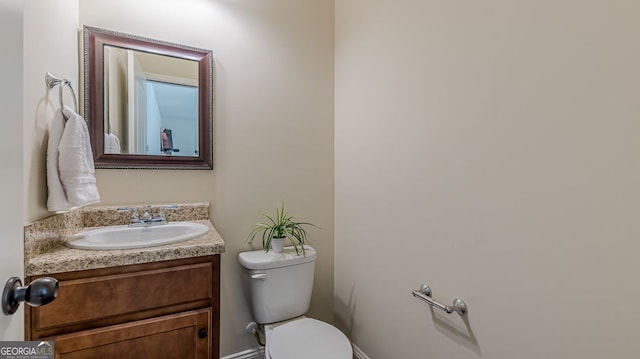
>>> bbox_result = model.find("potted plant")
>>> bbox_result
[248,202,317,255]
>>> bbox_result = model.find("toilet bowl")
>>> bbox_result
[239,246,352,359]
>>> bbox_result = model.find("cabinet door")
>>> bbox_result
[51,309,211,359]
[30,259,214,336]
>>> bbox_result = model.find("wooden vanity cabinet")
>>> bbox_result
[25,255,220,359]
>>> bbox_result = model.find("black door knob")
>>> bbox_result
[198,328,208,339]
[2,277,59,315]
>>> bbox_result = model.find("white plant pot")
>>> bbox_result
[270,237,286,253]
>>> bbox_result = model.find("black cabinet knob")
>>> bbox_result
[198,328,208,339]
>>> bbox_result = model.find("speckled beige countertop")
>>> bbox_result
[25,203,225,276]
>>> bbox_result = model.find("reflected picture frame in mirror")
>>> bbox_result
[83,26,213,169]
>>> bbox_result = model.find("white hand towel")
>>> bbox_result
[57,106,101,208]
[104,132,121,154]
[46,109,70,212]
[111,133,121,152]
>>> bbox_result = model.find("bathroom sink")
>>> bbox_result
[65,222,209,250]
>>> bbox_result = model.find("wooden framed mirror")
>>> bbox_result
[83,26,213,169]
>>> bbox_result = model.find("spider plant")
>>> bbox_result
[247,202,317,255]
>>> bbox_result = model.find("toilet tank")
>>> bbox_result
[239,246,317,324]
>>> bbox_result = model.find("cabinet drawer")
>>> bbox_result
[28,256,218,337]
[51,308,211,359]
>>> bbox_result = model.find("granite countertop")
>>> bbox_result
[24,203,225,276]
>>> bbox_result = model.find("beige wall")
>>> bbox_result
[335,1,640,358]
[80,0,334,355]
[105,47,128,139]
[136,50,199,84]
[24,0,79,220]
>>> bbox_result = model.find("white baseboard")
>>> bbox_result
[353,343,370,359]
[221,347,265,359]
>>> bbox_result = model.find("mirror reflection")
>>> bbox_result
[84,26,213,169]
[103,46,200,157]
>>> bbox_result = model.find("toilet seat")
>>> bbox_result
[268,318,352,359]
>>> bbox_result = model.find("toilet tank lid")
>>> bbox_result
[238,246,316,270]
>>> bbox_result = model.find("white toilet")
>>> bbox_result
[239,246,352,359]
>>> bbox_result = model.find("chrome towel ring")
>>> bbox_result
[45,72,78,114]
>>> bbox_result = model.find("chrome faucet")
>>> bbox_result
[117,205,177,226]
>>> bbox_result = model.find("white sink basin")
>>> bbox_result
[65,222,209,250]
